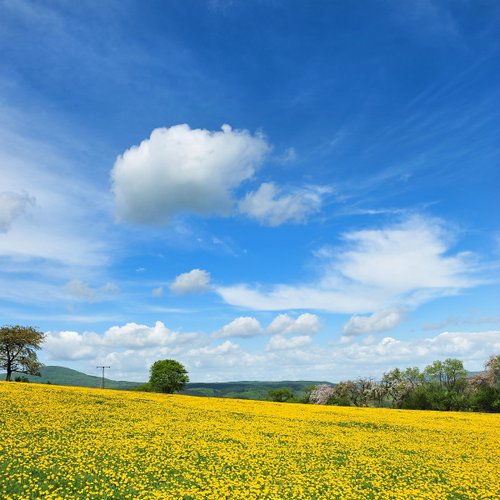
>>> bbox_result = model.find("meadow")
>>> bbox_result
[0,382,498,499]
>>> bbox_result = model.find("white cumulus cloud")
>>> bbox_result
[342,308,405,337]
[44,321,207,361]
[213,316,263,339]
[239,182,329,226]
[267,313,321,335]
[103,321,202,349]
[41,323,500,383]
[212,313,321,339]
[170,269,212,294]
[111,123,270,224]
[333,331,500,371]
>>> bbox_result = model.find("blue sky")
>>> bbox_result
[1,0,499,382]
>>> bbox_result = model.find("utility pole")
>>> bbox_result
[96,365,110,389]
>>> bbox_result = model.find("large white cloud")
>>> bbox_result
[111,124,270,224]
[170,269,212,294]
[342,308,405,337]
[217,216,480,313]
[239,182,329,226]
[0,191,35,232]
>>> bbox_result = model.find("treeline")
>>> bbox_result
[270,355,499,413]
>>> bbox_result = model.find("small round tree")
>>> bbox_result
[149,359,189,394]
[268,388,295,402]
[1,325,45,381]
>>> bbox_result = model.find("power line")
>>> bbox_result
[96,365,110,389]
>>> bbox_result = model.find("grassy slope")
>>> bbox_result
[6,366,141,390]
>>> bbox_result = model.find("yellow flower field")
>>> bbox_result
[0,382,498,499]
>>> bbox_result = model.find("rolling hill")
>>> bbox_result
[2,366,325,399]
[4,366,142,390]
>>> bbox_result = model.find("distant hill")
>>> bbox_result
[3,366,142,390]
[2,366,327,400]
[3,365,484,400]
[180,380,325,400]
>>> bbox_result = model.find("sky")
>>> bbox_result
[1,0,499,383]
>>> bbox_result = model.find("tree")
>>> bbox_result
[309,384,336,405]
[421,359,469,411]
[268,388,295,402]
[0,325,45,381]
[149,359,189,394]
[484,354,500,388]
[381,368,411,408]
[469,355,500,412]
[329,381,353,406]
[425,359,467,392]
[381,366,426,409]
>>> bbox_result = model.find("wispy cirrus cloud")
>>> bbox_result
[65,280,119,302]
[0,191,35,232]
[423,314,500,331]
[217,215,483,314]
[0,103,111,276]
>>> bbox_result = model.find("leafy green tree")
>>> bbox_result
[335,378,376,407]
[422,359,469,411]
[403,367,425,389]
[485,354,500,387]
[381,366,424,408]
[401,385,433,410]
[149,359,189,394]
[469,355,500,412]
[425,359,467,392]
[328,381,353,406]
[0,325,45,381]
[268,388,295,402]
